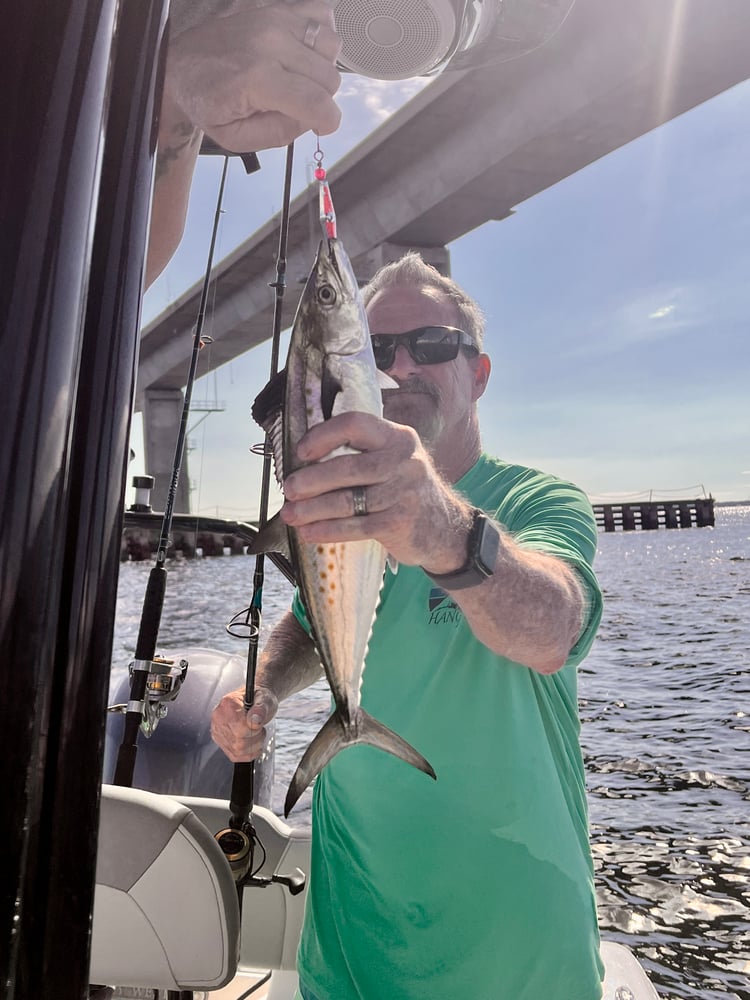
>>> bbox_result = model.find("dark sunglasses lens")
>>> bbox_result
[371,328,471,369]
[412,330,460,365]
[371,336,395,370]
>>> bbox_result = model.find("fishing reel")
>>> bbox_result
[108,655,189,738]
[214,825,306,895]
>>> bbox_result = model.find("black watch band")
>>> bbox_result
[423,508,500,591]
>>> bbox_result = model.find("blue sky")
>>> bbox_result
[137,74,750,518]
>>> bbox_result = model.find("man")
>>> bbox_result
[147,0,342,285]
[212,254,604,999]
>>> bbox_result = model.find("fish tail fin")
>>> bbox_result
[284,708,436,817]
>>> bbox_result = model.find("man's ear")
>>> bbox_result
[471,354,491,401]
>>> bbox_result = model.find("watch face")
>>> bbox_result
[476,515,500,574]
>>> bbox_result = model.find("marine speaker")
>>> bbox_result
[334,0,460,80]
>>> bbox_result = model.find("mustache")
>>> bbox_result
[382,377,441,403]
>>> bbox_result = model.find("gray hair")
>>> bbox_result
[362,252,486,350]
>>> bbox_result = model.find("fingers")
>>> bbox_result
[283,481,384,528]
[206,71,341,152]
[296,411,407,463]
[210,687,279,763]
[286,413,421,502]
[164,0,343,152]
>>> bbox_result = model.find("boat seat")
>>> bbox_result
[90,785,240,990]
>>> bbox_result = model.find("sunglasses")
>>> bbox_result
[370,326,478,371]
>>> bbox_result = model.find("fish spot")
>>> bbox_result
[328,547,336,555]
[317,546,325,554]
[328,598,335,605]
[320,571,327,579]
[328,562,335,571]
[329,582,336,590]
[319,586,326,593]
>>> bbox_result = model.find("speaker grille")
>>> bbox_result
[335,0,457,80]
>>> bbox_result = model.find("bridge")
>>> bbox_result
[138,0,750,509]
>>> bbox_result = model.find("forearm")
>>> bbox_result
[423,499,585,675]
[256,610,324,701]
[145,92,202,287]
[458,531,584,673]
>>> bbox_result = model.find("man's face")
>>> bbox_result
[366,285,486,448]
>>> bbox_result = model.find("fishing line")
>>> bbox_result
[113,155,230,788]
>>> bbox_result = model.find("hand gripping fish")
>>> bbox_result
[251,237,436,816]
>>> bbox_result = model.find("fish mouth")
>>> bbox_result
[323,236,342,280]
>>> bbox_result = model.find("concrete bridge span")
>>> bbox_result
[137,0,750,509]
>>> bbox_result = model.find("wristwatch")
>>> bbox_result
[424,508,500,591]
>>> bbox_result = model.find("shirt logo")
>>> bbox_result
[427,588,464,627]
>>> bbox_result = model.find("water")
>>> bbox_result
[111,506,750,1000]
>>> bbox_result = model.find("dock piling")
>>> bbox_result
[594,497,714,532]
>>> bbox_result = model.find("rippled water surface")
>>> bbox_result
[112,505,750,1000]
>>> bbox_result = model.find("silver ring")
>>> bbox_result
[352,486,368,517]
[303,20,321,50]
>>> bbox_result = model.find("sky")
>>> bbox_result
[135,70,750,520]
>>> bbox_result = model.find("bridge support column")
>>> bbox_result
[142,387,191,513]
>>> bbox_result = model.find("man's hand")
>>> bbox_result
[163,0,342,152]
[280,412,474,574]
[211,686,279,763]
[146,0,342,285]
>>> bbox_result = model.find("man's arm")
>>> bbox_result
[420,506,587,675]
[146,91,203,287]
[281,414,590,676]
[146,0,341,286]
[210,610,323,762]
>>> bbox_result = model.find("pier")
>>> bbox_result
[593,498,715,532]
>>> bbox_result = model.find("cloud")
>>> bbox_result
[567,285,695,357]
[338,76,430,125]
[649,304,675,319]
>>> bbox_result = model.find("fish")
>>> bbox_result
[251,237,436,816]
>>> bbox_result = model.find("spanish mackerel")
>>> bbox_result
[251,237,436,816]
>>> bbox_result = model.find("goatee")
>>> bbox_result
[382,378,443,444]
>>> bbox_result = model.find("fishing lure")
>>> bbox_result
[314,139,337,240]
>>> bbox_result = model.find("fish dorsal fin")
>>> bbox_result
[252,369,286,484]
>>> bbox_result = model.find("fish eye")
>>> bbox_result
[317,283,337,307]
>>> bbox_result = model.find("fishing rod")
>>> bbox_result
[113,156,230,788]
[217,138,339,899]
[216,140,306,900]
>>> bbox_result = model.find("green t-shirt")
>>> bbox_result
[294,454,604,1000]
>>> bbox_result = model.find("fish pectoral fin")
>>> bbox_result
[248,512,292,561]
[283,708,436,816]
[320,362,343,421]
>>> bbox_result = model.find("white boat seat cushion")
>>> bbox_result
[90,785,240,990]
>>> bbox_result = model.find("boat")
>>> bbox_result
[2,4,663,997]
[92,778,661,1000]
[94,638,661,1000]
